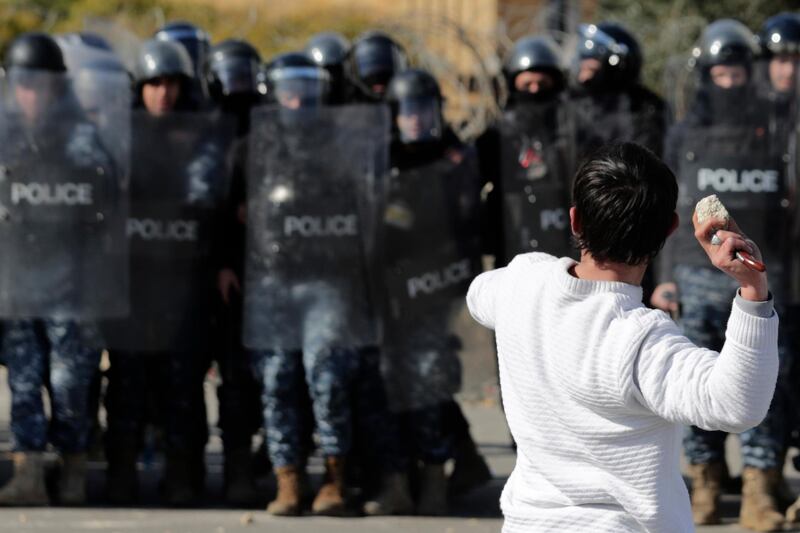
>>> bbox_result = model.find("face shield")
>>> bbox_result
[353,44,404,97]
[269,66,330,109]
[395,97,442,144]
[3,67,67,122]
[574,24,628,86]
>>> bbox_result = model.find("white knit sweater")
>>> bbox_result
[467,253,779,533]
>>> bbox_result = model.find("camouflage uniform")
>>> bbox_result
[1,320,100,452]
[676,266,792,469]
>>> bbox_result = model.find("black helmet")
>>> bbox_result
[4,32,66,72]
[759,13,800,57]
[134,39,194,85]
[504,35,565,93]
[386,69,443,143]
[208,38,261,100]
[263,52,330,108]
[692,19,759,71]
[347,31,407,100]
[596,22,642,83]
[305,32,350,67]
[154,21,210,75]
[574,23,637,88]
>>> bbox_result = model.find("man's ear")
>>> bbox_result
[569,206,581,236]
[666,212,679,237]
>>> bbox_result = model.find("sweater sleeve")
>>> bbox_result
[467,267,506,330]
[631,298,779,433]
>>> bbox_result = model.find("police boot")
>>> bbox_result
[58,453,87,506]
[312,456,349,516]
[786,496,800,524]
[688,462,723,525]
[417,463,448,516]
[448,434,492,497]
[224,447,257,506]
[363,471,414,516]
[0,452,49,506]
[105,444,139,504]
[739,467,785,532]
[162,452,196,507]
[266,465,304,516]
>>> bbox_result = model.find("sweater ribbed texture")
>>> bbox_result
[467,253,779,533]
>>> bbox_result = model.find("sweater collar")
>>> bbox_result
[554,257,643,301]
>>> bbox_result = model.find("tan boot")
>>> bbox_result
[363,471,414,516]
[0,452,49,506]
[267,465,303,516]
[739,467,785,532]
[417,463,448,516]
[58,453,87,506]
[786,496,800,524]
[312,456,349,516]
[688,462,723,525]
[224,447,257,506]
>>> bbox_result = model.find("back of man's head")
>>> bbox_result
[572,142,677,266]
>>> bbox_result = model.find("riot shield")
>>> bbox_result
[666,87,793,294]
[101,111,235,352]
[498,102,576,261]
[242,104,389,351]
[380,148,484,412]
[0,68,129,320]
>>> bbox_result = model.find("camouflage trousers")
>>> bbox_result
[675,265,794,470]
[0,319,100,453]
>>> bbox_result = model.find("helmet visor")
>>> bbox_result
[395,97,442,143]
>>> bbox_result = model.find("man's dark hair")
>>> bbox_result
[571,142,677,265]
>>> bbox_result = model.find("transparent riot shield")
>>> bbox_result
[379,148,484,412]
[101,111,235,352]
[663,77,793,295]
[242,104,389,351]
[0,67,129,320]
[498,101,576,261]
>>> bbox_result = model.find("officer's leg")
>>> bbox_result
[253,348,308,516]
[301,285,358,516]
[161,350,208,505]
[45,320,101,505]
[0,320,49,505]
[104,351,148,503]
[738,316,792,530]
[675,266,737,525]
[356,346,413,516]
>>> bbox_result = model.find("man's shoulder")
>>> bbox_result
[508,252,561,267]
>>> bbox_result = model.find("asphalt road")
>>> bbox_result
[0,368,796,532]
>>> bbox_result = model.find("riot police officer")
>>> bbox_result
[655,19,794,531]
[103,39,230,506]
[305,32,351,105]
[0,32,119,506]
[245,52,365,517]
[363,69,483,516]
[154,21,212,108]
[569,21,666,157]
[345,31,407,102]
[479,34,573,267]
[207,37,264,505]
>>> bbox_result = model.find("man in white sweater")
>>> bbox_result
[467,142,779,532]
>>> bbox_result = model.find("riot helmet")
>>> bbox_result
[596,22,642,84]
[154,21,211,105]
[347,31,407,100]
[3,33,69,123]
[503,35,565,103]
[759,13,800,94]
[263,52,330,109]
[573,23,635,90]
[305,32,350,104]
[134,39,194,115]
[208,39,261,100]
[691,19,759,87]
[386,69,443,144]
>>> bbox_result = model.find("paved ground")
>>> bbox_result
[0,368,796,532]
